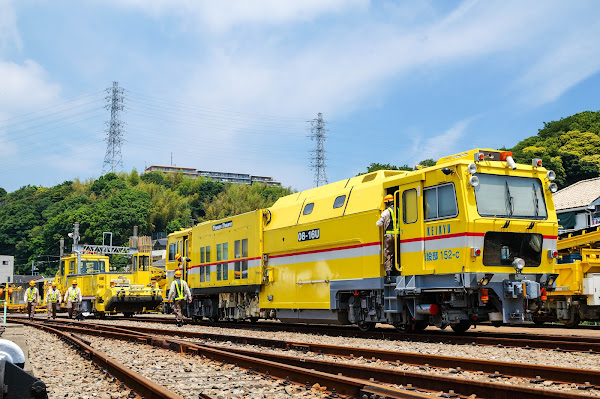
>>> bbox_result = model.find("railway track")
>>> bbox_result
[94,314,600,354]
[16,319,186,399]
[14,317,599,399]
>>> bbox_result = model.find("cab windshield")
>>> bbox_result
[80,260,106,274]
[475,174,547,219]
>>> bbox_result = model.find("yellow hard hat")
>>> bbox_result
[175,253,182,261]
[174,270,182,277]
[72,280,78,285]
[384,194,394,203]
[52,282,57,287]
[29,280,35,286]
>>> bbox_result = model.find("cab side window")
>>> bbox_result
[402,189,418,224]
[424,183,458,220]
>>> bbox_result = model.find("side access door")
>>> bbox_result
[398,180,426,275]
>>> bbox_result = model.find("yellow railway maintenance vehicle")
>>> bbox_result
[167,149,559,332]
[534,225,600,326]
[55,223,163,317]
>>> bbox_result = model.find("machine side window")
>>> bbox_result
[333,195,346,209]
[303,203,314,215]
[168,242,178,261]
[59,261,65,276]
[139,255,149,271]
[402,189,418,224]
[69,261,76,274]
[133,256,138,271]
[234,239,248,279]
[201,246,211,263]
[200,265,210,282]
[217,243,229,281]
[424,183,458,220]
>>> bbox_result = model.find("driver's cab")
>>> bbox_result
[55,253,109,293]
[130,252,153,286]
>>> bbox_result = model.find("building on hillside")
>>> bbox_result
[0,255,14,283]
[554,177,600,232]
[144,165,198,178]
[143,165,281,186]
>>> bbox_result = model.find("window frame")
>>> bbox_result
[402,188,418,224]
[333,195,346,209]
[424,183,458,221]
[303,203,314,215]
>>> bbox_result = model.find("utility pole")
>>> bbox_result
[308,112,328,187]
[102,81,125,174]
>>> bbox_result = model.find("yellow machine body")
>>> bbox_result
[168,149,559,328]
[55,252,162,316]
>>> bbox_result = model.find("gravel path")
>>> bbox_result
[24,326,131,399]
[24,319,600,398]
[91,319,600,371]
[85,334,331,399]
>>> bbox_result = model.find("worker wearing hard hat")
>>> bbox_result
[168,258,192,327]
[24,280,40,321]
[64,280,82,319]
[46,281,62,319]
[376,194,397,284]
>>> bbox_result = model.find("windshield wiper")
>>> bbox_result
[532,183,539,218]
[505,181,514,217]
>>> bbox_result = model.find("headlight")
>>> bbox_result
[468,175,479,187]
[548,182,558,193]
[467,163,478,174]
[512,257,525,273]
[546,170,556,181]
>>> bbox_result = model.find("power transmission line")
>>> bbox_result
[102,82,125,174]
[309,112,328,187]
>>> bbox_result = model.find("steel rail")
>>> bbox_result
[22,319,433,399]
[103,314,600,353]
[78,320,600,386]
[12,319,186,399]
[32,319,594,399]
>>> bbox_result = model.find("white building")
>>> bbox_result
[0,255,14,283]
[554,177,600,232]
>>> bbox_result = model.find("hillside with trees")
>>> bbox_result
[510,111,600,188]
[0,171,292,276]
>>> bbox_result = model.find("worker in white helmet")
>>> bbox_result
[46,281,62,319]
[24,280,39,321]
[64,280,82,319]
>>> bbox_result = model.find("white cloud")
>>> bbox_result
[109,0,368,33]
[409,118,474,164]
[0,60,61,113]
[0,0,21,54]
[516,21,600,106]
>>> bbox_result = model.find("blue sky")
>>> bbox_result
[1,1,600,193]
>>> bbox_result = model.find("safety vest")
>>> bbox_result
[385,206,398,234]
[27,288,36,302]
[70,287,79,301]
[174,280,185,301]
[49,289,59,302]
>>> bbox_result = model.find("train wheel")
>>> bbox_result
[249,317,259,324]
[123,312,134,318]
[209,316,219,323]
[413,320,428,332]
[561,313,580,328]
[450,321,471,333]
[532,317,545,326]
[357,321,375,332]
[394,323,411,333]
